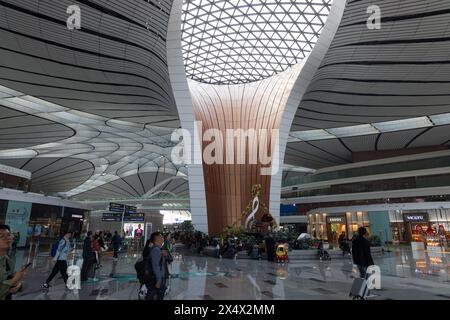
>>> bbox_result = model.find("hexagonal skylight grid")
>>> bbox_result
[181,0,332,85]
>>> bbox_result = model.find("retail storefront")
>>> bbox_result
[61,207,86,238]
[306,208,450,245]
[5,201,32,247]
[307,211,371,245]
[27,203,63,245]
[326,215,346,244]
[390,210,450,245]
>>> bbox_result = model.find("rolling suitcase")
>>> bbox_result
[349,275,369,300]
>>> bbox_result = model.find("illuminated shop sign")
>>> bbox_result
[71,214,83,219]
[403,213,428,222]
[327,216,345,223]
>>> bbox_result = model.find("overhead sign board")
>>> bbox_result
[124,212,144,222]
[125,205,137,214]
[109,203,125,212]
[102,212,122,221]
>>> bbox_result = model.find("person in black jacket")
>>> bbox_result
[351,227,374,278]
[111,231,122,260]
[264,234,275,262]
[81,231,95,281]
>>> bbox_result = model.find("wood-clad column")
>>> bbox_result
[188,66,301,235]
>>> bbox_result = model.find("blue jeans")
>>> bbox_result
[146,282,166,300]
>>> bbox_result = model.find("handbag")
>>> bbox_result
[101,244,108,252]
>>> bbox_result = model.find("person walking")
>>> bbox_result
[264,233,275,262]
[111,231,122,260]
[42,231,72,290]
[97,231,106,267]
[146,232,166,300]
[92,235,101,269]
[0,225,27,300]
[162,234,173,293]
[351,227,374,278]
[81,231,95,281]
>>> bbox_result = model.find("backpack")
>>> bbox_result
[50,238,65,258]
[134,256,155,285]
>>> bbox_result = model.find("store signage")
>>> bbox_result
[109,202,125,212]
[102,212,122,221]
[327,216,345,223]
[403,213,428,222]
[71,214,83,219]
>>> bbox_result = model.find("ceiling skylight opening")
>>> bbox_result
[182,0,332,85]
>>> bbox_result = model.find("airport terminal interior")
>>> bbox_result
[1,0,450,301]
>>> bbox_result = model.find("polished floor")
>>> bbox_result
[10,245,450,300]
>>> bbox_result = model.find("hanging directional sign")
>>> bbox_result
[109,203,125,213]
[124,212,144,222]
[125,205,137,214]
[102,212,122,221]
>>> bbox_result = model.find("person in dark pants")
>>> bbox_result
[351,227,374,278]
[111,231,122,260]
[264,234,275,262]
[146,232,167,300]
[81,231,95,281]
[42,232,72,289]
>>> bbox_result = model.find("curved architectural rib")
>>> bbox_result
[167,0,209,233]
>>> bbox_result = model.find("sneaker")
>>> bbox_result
[42,283,50,289]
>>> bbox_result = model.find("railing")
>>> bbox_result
[283,155,450,188]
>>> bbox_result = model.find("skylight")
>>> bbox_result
[181,0,332,85]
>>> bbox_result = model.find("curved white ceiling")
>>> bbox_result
[286,0,450,169]
[181,0,332,85]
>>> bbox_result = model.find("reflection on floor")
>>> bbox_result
[10,246,450,300]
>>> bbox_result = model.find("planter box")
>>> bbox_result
[237,247,384,260]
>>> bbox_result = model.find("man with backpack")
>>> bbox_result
[135,232,167,300]
[147,232,167,300]
[42,231,72,290]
